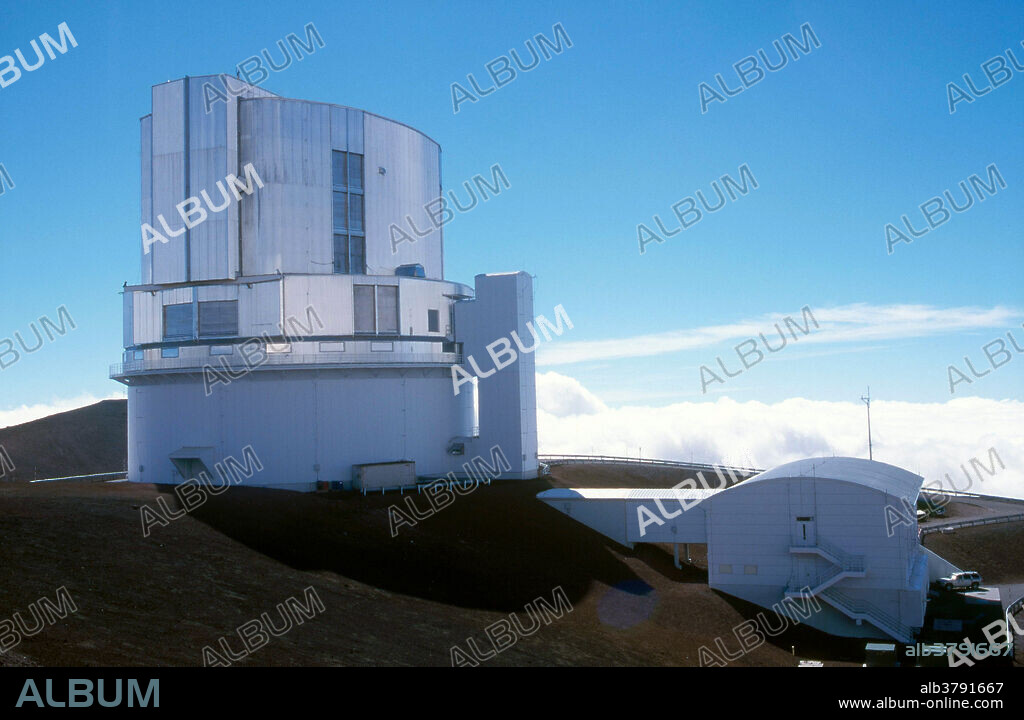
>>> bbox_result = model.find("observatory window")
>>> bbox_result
[210,345,233,356]
[354,285,376,333]
[333,150,365,275]
[199,301,239,338]
[163,303,193,340]
[350,236,365,274]
[161,347,179,358]
[719,564,732,574]
[428,309,440,333]
[744,565,758,575]
[332,151,347,186]
[348,154,363,190]
[377,286,399,334]
[332,193,348,231]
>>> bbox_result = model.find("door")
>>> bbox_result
[796,516,816,545]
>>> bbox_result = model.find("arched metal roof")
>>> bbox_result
[738,456,922,503]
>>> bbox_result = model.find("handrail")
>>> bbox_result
[920,513,1024,537]
[538,454,762,475]
[111,350,463,377]
[822,587,913,641]
[30,471,128,483]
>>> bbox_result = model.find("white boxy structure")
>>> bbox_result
[112,75,538,490]
[539,457,963,642]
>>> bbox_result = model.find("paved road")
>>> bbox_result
[996,583,1024,613]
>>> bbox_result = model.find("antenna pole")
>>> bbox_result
[860,387,873,461]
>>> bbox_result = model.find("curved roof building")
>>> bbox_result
[540,457,965,643]
[113,75,538,491]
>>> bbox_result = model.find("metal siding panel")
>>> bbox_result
[140,116,153,284]
[238,280,281,336]
[348,109,363,153]
[151,81,187,283]
[363,114,442,279]
[331,105,348,150]
[240,98,332,276]
[188,79,229,281]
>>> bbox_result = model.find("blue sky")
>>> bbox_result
[0,0,1021,421]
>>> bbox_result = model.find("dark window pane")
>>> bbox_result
[349,193,364,232]
[199,300,239,337]
[428,309,439,333]
[335,192,348,229]
[348,153,363,190]
[350,235,365,274]
[163,303,193,339]
[377,286,399,334]
[333,234,349,273]
[354,285,375,333]
[332,150,346,188]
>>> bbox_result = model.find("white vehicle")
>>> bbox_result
[938,571,982,592]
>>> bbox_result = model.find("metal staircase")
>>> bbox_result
[819,588,915,643]
[784,537,913,643]
[786,539,866,595]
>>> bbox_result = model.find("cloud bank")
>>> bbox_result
[537,371,1024,500]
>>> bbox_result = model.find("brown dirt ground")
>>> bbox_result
[0,463,1019,667]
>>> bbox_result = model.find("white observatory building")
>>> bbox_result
[540,457,965,643]
[112,75,538,490]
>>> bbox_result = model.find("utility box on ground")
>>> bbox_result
[353,461,417,494]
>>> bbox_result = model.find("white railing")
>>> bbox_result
[111,350,462,377]
[29,470,128,483]
[538,454,761,476]
[821,587,914,642]
[920,512,1024,537]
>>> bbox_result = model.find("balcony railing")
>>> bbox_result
[111,350,462,379]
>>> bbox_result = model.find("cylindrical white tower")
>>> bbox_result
[113,75,537,491]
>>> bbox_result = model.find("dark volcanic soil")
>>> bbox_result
[0,399,126,481]
[0,462,1019,667]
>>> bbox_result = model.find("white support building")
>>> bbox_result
[113,75,538,490]
[539,457,964,642]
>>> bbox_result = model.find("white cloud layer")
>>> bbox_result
[537,303,1022,366]
[537,371,1024,500]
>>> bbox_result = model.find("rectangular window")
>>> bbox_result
[210,345,233,356]
[719,564,732,574]
[348,153,363,190]
[319,342,345,352]
[370,341,394,352]
[198,300,238,338]
[163,303,193,340]
[349,194,364,232]
[332,151,346,188]
[333,192,348,231]
[332,150,365,274]
[376,286,399,334]
[349,235,365,274]
[744,565,758,575]
[266,343,291,354]
[354,285,375,333]
[428,309,440,333]
[333,234,349,273]
[161,347,179,358]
